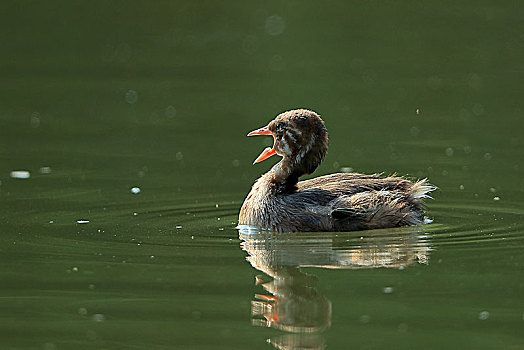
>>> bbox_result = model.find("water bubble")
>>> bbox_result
[78,307,88,316]
[332,161,340,169]
[409,126,420,136]
[39,166,51,174]
[125,90,138,104]
[468,73,482,90]
[472,103,485,116]
[427,75,442,89]
[383,286,394,294]
[232,159,240,167]
[242,35,258,54]
[445,148,454,157]
[489,187,496,193]
[92,314,105,322]
[359,315,371,324]
[10,170,30,179]
[175,152,184,161]
[76,220,90,224]
[459,185,465,190]
[43,343,57,350]
[478,311,490,320]
[464,145,472,154]
[341,167,354,173]
[130,186,141,194]
[30,112,41,128]
[415,108,420,115]
[165,105,177,118]
[264,15,285,36]
[362,70,377,86]
[268,55,285,72]
[88,284,95,290]
[483,152,492,160]
[397,323,408,332]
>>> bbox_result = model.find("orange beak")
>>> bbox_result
[247,126,277,164]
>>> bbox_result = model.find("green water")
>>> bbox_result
[1,1,524,349]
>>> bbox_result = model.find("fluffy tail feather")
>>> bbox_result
[408,178,437,201]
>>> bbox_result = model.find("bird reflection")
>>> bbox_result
[238,225,432,350]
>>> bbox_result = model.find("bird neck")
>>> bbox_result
[268,155,317,193]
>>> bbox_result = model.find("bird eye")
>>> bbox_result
[276,122,284,132]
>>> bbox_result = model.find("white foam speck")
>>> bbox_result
[478,311,490,320]
[10,170,30,179]
[383,286,394,294]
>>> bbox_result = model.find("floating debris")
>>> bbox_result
[76,220,90,224]
[10,170,30,179]
[130,186,141,194]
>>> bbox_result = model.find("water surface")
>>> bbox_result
[1,1,523,349]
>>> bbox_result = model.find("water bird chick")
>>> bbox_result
[239,109,436,232]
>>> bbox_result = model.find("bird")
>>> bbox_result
[238,109,436,232]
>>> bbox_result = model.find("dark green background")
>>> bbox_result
[1,1,523,349]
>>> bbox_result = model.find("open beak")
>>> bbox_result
[247,126,277,164]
